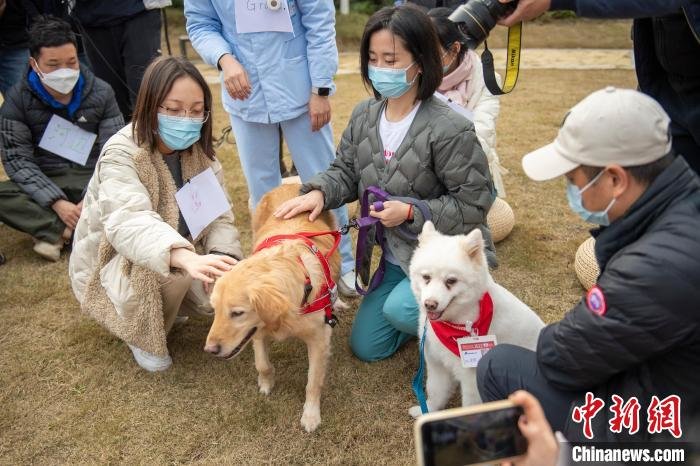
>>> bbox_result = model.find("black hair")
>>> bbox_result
[28,16,78,59]
[581,152,676,186]
[360,4,443,101]
[427,7,469,62]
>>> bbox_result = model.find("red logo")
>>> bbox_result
[609,395,641,435]
[572,394,684,439]
[586,286,607,316]
[648,395,683,438]
[572,392,605,439]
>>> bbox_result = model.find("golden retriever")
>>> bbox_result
[204,184,345,432]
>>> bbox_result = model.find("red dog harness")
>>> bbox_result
[428,292,494,356]
[253,231,341,326]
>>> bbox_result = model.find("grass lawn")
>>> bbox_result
[164,8,633,57]
[0,67,636,464]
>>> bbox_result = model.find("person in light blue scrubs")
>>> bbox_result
[184,0,357,296]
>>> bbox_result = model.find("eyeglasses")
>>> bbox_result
[158,105,210,122]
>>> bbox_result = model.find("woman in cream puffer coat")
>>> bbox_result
[69,57,242,372]
[430,7,508,198]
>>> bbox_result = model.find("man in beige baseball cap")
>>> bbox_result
[522,86,675,226]
[477,87,700,443]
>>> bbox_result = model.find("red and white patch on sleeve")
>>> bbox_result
[586,285,607,316]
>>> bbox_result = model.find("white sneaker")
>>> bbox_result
[33,239,63,262]
[337,270,359,298]
[128,344,172,372]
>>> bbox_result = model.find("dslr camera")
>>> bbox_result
[448,0,518,48]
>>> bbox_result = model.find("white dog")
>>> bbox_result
[409,222,544,417]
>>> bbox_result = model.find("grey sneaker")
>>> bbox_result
[337,270,359,298]
[128,344,172,372]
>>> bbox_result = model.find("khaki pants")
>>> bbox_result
[160,272,213,334]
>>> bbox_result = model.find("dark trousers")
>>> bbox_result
[0,168,93,243]
[476,344,584,432]
[81,9,161,120]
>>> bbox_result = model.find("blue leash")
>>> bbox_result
[412,321,429,414]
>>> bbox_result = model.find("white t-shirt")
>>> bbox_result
[379,102,421,162]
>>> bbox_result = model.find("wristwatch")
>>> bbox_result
[311,87,331,97]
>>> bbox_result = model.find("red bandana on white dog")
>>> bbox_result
[428,292,494,357]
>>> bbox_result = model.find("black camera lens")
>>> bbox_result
[448,0,517,48]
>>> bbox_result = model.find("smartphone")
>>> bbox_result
[414,400,527,466]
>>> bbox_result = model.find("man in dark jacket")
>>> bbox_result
[477,87,700,443]
[0,16,123,261]
[73,0,168,120]
[499,0,700,174]
[0,0,31,95]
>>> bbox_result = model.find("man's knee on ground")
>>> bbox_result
[477,343,517,400]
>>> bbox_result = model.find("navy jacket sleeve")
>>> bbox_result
[536,248,699,391]
[551,0,694,18]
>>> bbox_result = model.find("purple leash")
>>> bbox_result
[344,186,431,296]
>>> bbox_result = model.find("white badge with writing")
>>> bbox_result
[38,114,97,166]
[175,167,231,240]
[235,0,294,34]
[457,335,497,368]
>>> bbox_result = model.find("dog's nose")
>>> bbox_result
[424,299,438,311]
[204,343,221,355]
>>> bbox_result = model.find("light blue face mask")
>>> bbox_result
[566,169,617,226]
[368,62,418,99]
[157,113,204,151]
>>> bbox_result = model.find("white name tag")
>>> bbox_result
[175,167,231,240]
[235,0,294,34]
[457,335,497,368]
[38,114,97,166]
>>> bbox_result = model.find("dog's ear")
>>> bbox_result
[461,228,485,264]
[209,279,223,313]
[418,221,438,243]
[249,285,293,332]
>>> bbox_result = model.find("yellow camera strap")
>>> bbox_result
[480,22,522,95]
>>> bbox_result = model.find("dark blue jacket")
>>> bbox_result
[73,0,147,28]
[537,156,700,442]
[551,0,700,172]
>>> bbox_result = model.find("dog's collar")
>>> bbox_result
[428,292,494,357]
[253,231,341,327]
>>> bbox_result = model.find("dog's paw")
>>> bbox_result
[409,405,423,418]
[258,374,275,395]
[300,406,321,433]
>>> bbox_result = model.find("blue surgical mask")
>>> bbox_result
[566,170,617,226]
[368,62,418,99]
[157,114,203,151]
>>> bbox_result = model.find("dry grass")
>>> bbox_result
[162,8,633,57]
[0,69,636,464]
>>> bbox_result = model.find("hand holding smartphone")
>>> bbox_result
[414,400,527,466]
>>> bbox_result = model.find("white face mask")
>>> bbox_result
[33,60,80,94]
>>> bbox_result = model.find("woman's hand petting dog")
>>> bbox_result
[273,189,325,221]
[170,248,238,283]
[370,200,411,227]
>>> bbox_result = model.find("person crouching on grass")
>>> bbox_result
[478,88,700,443]
[69,57,243,372]
[274,4,496,363]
